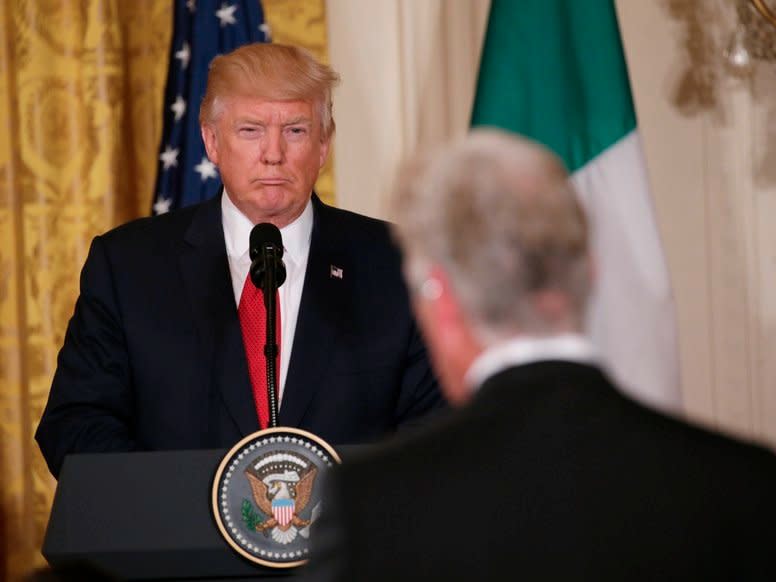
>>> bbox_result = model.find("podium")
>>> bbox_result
[42,447,358,581]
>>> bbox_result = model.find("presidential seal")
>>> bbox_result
[211,427,341,568]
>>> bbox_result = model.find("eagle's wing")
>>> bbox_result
[294,467,318,512]
[245,471,273,515]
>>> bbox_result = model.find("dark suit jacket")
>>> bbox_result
[35,194,443,478]
[306,361,776,581]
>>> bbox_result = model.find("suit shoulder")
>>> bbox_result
[96,202,202,250]
[483,362,776,478]
[647,401,776,467]
[100,203,200,240]
[592,375,776,480]
[314,200,403,275]
[316,200,392,241]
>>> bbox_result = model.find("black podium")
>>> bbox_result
[42,447,359,581]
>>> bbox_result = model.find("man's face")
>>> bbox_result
[201,96,330,227]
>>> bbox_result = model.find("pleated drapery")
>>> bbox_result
[0,1,329,579]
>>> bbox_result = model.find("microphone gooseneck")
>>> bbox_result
[248,223,286,429]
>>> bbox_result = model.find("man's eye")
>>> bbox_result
[287,127,307,136]
[238,126,263,137]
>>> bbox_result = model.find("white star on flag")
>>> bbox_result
[194,157,218,181]
[159,146,179,170]
[186,0,196,12]
[216,3,238,27]
[175,42,191,70]
[153,196,173,215]
[171,95,186,122]
[259,23,272,41]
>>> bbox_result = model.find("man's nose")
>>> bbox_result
[260,130,284,165]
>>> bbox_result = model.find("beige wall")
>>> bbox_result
[619,0,776,446]
[326,0,776,448]
[326,0,490,218]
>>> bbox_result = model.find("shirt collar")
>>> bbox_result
[280,197,313,267]
[464,333,599,391]
[221,190,313,264]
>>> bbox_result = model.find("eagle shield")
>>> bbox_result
[272,498,295,527]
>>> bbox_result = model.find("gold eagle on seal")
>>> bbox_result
[244,452,319,545]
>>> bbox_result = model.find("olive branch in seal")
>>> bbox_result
[241,498,265,531]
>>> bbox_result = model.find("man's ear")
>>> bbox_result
[201,124,219,165]
[318,135,331,169]
[428,266,458,327]
[420,265,484,406]
[427,266,477,345]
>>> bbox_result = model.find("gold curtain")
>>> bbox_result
[0,1,330,580]
[0,2,172,580]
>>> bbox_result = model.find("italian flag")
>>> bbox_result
[471,0,681,412]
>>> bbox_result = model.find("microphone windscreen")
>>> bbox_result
[249,223,284,261]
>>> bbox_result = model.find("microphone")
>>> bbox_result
[249,223,287,289]
[248,223,285,429]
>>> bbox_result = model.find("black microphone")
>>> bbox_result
[249,223,287,289]
[248,223,286,429]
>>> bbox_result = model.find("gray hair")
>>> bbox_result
[389,129,591,343]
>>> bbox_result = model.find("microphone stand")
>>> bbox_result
[260,245,280,429]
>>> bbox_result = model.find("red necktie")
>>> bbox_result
[238,275,281,429]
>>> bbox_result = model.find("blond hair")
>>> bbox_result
[390,129,591,340]
[199,43,340,137]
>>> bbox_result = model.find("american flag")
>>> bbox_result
[152,0,269,215]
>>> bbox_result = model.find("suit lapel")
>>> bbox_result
[178,193,259,438]
[280,196,350,427]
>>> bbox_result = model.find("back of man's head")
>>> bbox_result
[199,42,340,137]
[390,129,591,344]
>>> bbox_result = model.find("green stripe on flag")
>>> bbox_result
[471,0,636,173]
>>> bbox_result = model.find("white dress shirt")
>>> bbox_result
[464,333,601,392]
[221,191,313,404]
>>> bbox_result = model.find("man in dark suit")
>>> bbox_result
[304,130,776,581]
[35,43,443,479]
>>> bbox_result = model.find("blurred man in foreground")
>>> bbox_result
[305,129,776,581]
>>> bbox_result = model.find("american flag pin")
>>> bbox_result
[330,265,344,279]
